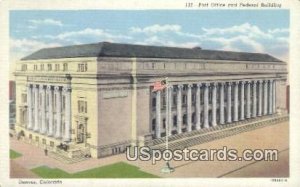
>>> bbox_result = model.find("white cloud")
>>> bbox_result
[42,28,132,42]
[268,28,289,34]
[28,19,64,27]
[10,38,61,60]
[202,23,273,39]
[130,24,181,34]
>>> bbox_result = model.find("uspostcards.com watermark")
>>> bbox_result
[126,146,279,164]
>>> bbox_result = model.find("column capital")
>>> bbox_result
[167,85,173,90]
[253,80,258,84]
[240,81,245,85]
[177,84,183,89]
[220,82,225,86]
[187,84,193,88]
[63,86,72,92]
[204,82,210,87]
[227,82,232,86]
[269,79,274,83]
[46,85,52,91]
[212,82,218,87]
[33,84,38,88]
[197,83,202,87]
[54,86,61,92]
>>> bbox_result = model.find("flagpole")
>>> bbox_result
[161,77,174,173]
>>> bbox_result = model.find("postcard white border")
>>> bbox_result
[1,0,300,186]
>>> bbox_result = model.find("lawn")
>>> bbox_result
[31,162,159,178]
[10,149,22,159]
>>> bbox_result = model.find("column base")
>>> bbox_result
[204,123,209,128]
[63,138,71,142]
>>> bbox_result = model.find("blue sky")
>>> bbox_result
[10,10,289,61]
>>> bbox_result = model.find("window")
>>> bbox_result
[63,63,68,71]
[21,94,27,103]
[40,64,44,70]
[183,114,187,124]
[192,94,196,103]
[34,65,38,71]
[29,134,32,139]
[77,63,88,72]
[173,96,177,105]
[50,141,54,147]
[42,139,46,144]
[152,97,156,108]
[182,95,187,104]
[47,64,52,71]
[78,100,87,113]
[21,64,27,71]
[55,64,60,71]
[152,119,156,131]
[35,136,39,142]
[173,116,177,126]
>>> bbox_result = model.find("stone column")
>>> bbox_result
[204,83,209,128]
[40,85,47,134]
[168,86,173,136]
[195,83,201,130]
[33,84,39,132]
[263,80,268,115]
[47,86,54,136]
[240,81,245,120]
[187,84,192,132]
[273,80,276,113]
[155,90,161,138]
[269,80,273,114]
[176,85,183,134]
[212,82,217,126]
[27,84,33,129]
[246,81,251,118]
[227,82,232,123]
[233,81,239,121]
[220,82,225,124]
[258,80,263,116]
[55,86,62,138]
[63,86,72,142]
[252,80,257,117]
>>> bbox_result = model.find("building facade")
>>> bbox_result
[14,42,288,158]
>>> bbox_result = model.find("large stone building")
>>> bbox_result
[14,42,288,158]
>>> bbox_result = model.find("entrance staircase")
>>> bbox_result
[48,146,91,164]
[149,114,288,151]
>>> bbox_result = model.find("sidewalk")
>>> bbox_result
[126,121,289,178]
[10,121,289,178]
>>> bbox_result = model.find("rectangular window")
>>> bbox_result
[48,64,52,71]
[63,63,68,71]
[50,141,54,147]
[42,139,46,144]
[22,93,27,103]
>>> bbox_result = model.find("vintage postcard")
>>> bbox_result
[0,0,300,186]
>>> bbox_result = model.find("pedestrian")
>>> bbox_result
[44,148,48,156]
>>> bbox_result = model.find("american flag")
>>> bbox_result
[152,80,167,92]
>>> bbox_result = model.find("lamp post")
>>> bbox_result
[160,77,174,174]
